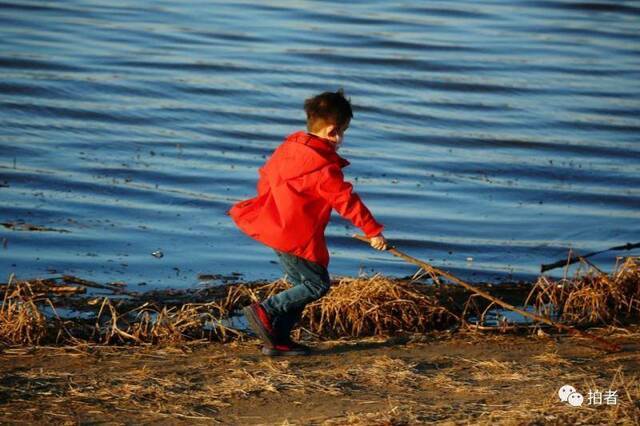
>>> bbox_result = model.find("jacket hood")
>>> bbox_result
[264,131,350,182]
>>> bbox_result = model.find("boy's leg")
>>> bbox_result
[262,250,330,340]
[268,250,304,342]
[271,306,304,343]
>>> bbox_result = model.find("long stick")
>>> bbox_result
[541,242,640,273]
[353,234,621,353]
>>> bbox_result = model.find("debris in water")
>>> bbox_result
[1,221,70,233]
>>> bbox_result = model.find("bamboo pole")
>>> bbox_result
[353,234,622,353]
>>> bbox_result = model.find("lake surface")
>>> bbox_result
[1,0,639,290]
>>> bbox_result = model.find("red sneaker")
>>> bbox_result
[261,341,312,356]
[242,303,276,347]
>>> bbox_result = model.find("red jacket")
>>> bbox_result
[227,131,384,268]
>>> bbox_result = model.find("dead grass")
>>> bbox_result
[0,275,48,345]
[59,365,227,421]
[529,257,640,326]
[97,297,246,345]
[531,350,573,366]
[0,279,244,346]
[1,257,639,348]
[321,402,421,426]
[302,274,458,338]
[0,326,638,425]
[469,359,526,381]
[214,359,343,399]
[334,355,422,390]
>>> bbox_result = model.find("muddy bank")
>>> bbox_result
[0,326,638,425]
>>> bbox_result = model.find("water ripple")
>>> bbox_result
[1,0,638,287]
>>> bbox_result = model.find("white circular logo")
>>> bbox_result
[558,385,576,402]
[567,392,584,407]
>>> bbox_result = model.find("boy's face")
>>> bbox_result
[310,119,350,150]
[330,120,350,147]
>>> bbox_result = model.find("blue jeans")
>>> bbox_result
[261,249,331,341]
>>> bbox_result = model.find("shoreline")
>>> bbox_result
[1,259,638,345]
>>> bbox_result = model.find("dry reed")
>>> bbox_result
[302,274,458,338]
[0,278,245,346]
[0,275,48,345]
[528,257,640,326]
[1,256,639,347]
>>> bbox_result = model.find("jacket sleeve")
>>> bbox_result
[316,164,384,237]
[256,166,269,195]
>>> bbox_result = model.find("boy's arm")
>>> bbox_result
[316,164,384,237]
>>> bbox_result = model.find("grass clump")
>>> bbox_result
[93,298,243,345]
[0,275,47,345]
[302,274,458,338]
[530,257,640,326]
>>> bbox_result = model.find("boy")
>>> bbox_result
[228,89,387,356]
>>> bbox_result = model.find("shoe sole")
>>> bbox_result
[242,305,276,347]
[261,346,311,356]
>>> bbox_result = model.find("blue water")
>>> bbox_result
[1,0,639,290]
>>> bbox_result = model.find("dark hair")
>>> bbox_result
[303,89,353,133]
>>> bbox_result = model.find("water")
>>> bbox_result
[1,0,639,291]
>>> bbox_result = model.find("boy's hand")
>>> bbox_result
[370,234,388,251]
